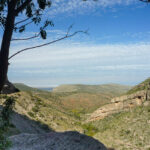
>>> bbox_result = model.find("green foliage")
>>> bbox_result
[32,106,39,113]
[0,129,12,150]
[0,0,53,40]
[1,97,15,127]
[27,111,35,118]
[82,123,99,137]
[0,96,15,150]
[71,109,81,119]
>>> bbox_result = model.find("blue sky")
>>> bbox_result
[2,0,150,87]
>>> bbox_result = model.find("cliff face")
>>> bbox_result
[89,90,150,122]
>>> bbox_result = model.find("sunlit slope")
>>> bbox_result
[92,106,150,150]
[127,77,150,94]
[14,83,42,93]
[0,92,83,132]
[14,83,132,113]
[53,84,131,96]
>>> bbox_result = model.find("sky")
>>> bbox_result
[1,0,150,87]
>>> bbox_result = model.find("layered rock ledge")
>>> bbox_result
[89,90,150,121]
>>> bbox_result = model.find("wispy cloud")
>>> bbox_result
[47,0,137,17]
[8,42,150,86]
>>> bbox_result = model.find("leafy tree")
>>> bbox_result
[0,0,88,93]
[140,0,150,2]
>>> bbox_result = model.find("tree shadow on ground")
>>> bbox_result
[0,105,115,150]
[0,105,53,136]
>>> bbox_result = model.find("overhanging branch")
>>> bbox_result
[15,17,31,26]
[9,30,88,60]
[11,33,40,41]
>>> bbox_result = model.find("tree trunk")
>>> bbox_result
[0,9,16,92]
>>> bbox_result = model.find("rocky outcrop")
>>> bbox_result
[1,78,19,94]
[89,90,150,122]
[9,131,107,150]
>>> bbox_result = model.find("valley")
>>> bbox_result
[0,79,150,149]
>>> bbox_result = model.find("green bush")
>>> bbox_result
[0,96,15,150]
[32,106,39,113]
[82,123,99,137]
[71,109,81,119]
[27,112,35,118]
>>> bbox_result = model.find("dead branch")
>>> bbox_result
[17,20,34,29]
[66,24,74,36]
[11,33,40,41]
[9,29,88,60]
[15,17,31,26]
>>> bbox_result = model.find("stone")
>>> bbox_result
[9,131,107,150]
[1,78,19,94]
[88,90,149,122]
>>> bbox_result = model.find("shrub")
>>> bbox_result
[0,96,15,150]
[27,112,35,118]
[82,123,99,137]
[32,106,39,113]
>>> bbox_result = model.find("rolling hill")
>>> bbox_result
[127,77,150,94]
[12,83,132,113]
[14,83,42,93]
[1,78,150,150]
[53,84,131,96]
[92,106,150,150]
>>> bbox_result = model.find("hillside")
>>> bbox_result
[86,77,150,149]
[0,92,83,132]
[92,106,150,150]
[13,83,131,113]
[127,77,150,94]
[14,83,43,93]
[53,84,131,96]
[0,79,150,150]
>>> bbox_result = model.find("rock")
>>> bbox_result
[1,78,19,94]
[9,131,107,150]
[143,101,150,106]
[88,90,150,122]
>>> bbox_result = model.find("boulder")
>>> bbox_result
[9,131,107,150]
[1,78,19,94]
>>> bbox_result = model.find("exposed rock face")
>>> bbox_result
[89,90,150,121]
[9,131,107,150]
[1,78,19,94]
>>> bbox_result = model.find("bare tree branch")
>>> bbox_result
[9,30,88,60]
[15,11,39,26]
[15,17,31,26]
[11,33,40,41]
[18,20,34,28]
[66,24,74,36]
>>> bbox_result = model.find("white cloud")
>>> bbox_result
[46,0,137,17]
[9,42,150,72]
